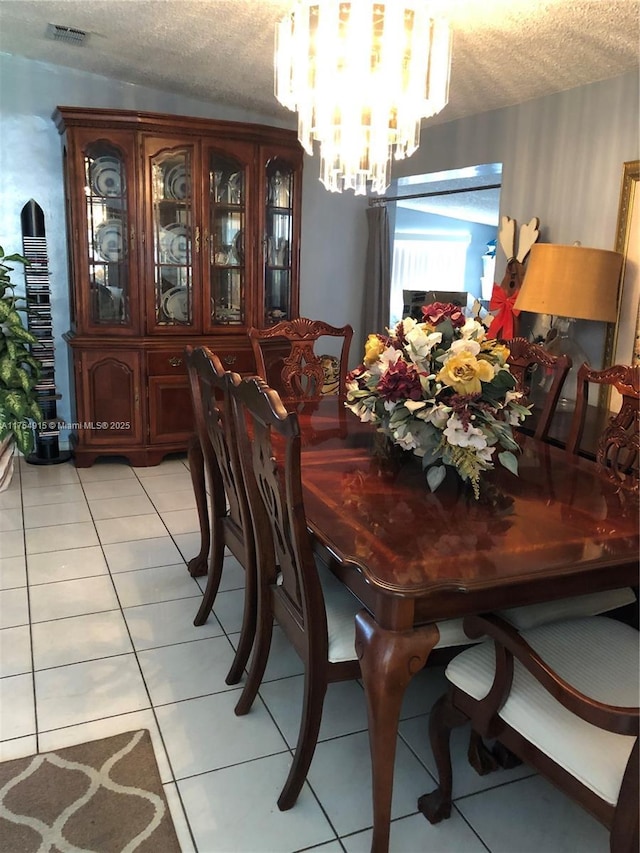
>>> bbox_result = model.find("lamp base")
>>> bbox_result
[540,317,588,413]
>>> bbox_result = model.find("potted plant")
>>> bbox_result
[0,245,43,486]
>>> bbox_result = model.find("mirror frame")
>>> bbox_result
[608,159,640,369]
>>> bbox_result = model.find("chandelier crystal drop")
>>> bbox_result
[275,1,452,196]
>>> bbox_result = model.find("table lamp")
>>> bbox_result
[514,243,623,410]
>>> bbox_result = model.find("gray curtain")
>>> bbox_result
[361,205,391,349]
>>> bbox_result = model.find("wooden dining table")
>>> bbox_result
[290,396,639,853]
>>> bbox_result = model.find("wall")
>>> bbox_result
[393,70,640,367]
[1,52,638,440]
[0,53,368,436]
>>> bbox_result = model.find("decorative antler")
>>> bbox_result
[516,218,540,263]
[487,216,540,340]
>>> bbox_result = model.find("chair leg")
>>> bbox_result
[193,519,224,627]
[468,730,500,775]
[277,669,327,811]
[186,436,209,578]
[234,591,273,716]
[225,557,257,685]
[492,741,522,770]
[418,693,468,824]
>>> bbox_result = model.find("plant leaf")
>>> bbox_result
[426,464,447,492]
[498,450,519,476]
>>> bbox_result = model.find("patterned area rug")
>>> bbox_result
[0,729,181,852]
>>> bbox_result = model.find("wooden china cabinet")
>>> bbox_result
[54,107,302,466]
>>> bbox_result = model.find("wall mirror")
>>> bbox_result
[386,163,502,326]
[611,160,639,369]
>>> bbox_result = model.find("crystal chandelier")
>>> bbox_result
[275,1,452,195]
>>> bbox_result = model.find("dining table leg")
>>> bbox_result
[355,610,440,853]
[186,434,209,577]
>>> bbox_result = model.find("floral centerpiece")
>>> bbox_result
[345,302,531,498]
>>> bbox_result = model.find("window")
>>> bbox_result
[390,235,470,326]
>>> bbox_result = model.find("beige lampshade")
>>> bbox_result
[515,243,623,322]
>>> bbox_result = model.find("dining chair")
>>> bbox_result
[184,345,256,685]
[504,337,572,441]
[418,613,639,853]
[482,353,638,764]
[228,376,484,811]
[566,363,640,494]
[248,317,353,399]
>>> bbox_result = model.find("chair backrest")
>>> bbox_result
[566,363,640,493]
[248,317,353,400]
[229,376,329,658]
[505,337,572,441]
[185,345,246,531]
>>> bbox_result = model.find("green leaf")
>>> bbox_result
[7,323,38,345]
[498,450,519,476]
[4,389,27,418]
[12,421,34,456]
[0,356,17,385]
[16,367,33,393]
[29,400,44,422]
[426,464,447,492]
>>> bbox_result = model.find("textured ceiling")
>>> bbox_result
[1,0,637,220]
[0,0,638,126]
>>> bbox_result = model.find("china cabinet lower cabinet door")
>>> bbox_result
[72,349,144,467]
[148,375,193,446]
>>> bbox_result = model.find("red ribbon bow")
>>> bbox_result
[487,284,520,340]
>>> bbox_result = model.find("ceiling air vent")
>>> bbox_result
[46,23,89,46]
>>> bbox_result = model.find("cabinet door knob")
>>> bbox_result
[169,356,183,367]
[224,354,237,365]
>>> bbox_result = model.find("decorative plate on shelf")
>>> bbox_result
[94,220,124,262]
[90,156,123,197]
[162,286,189,322]
[232,229,244,264]
[164,164,188,200]
[160,223,189,264]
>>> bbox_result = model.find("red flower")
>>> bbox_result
[377,360,423,403]
[421,302,466,328]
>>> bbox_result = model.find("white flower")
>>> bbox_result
[446,338,481,358]
[349,400,378,422]
[459,318,486,341]
[399,317,418,336]
[392,425,419,450]
[444,413,488,450]
[404,326,442,365]
[404,399,427,414]
[505,389,524,404]
[477,445,496,463]
[370,345,402,377]
[415,402,449,429]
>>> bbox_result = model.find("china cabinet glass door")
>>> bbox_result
[84,141,132,327]
[208,152,246,327]
[264,158,295,326]
[150,147,193,327]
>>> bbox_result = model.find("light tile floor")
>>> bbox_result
[0,455,611,853]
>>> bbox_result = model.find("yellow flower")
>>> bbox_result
[437,351,495,395]
[364,334,385,365]
[480,341,510,365]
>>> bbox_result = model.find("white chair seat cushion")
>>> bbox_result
[315,562,481,662]
[432,618,483,649]
[316,560,360,663]
[445,616,639,805]
[498,587,637,631]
